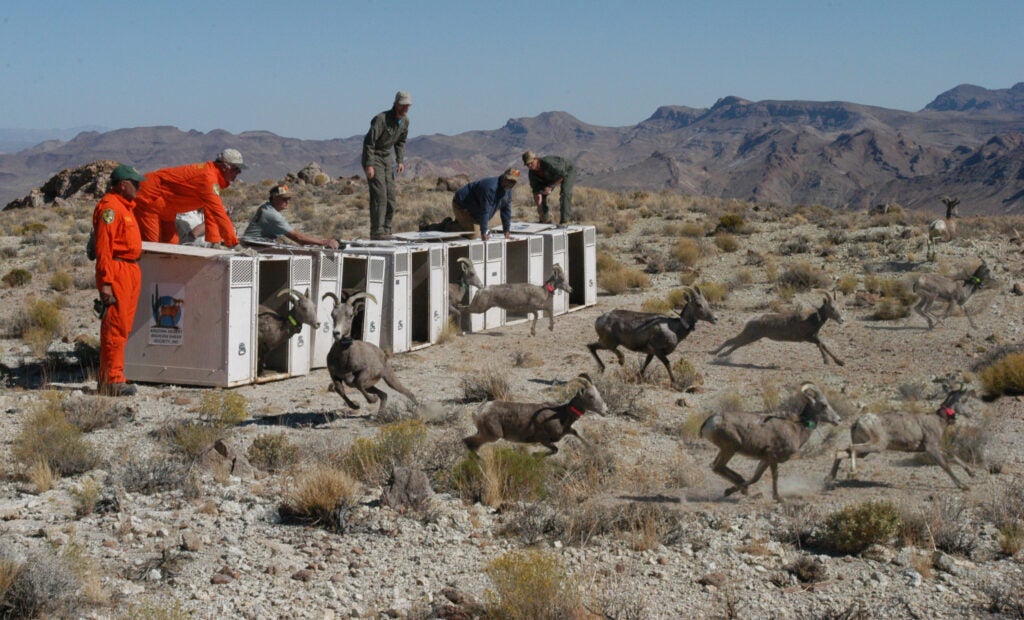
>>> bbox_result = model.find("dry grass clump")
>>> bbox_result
[246,433,301,473]
[671,238,705,267]
[779,235,812,255]
[279,465,361,531]
[2,268,32,288]
[198,390,249,426]
[776,261,831,292]
[836,274,858,295]
[26,458,58,493]
[976,350,1024,399]
[697,280,729,304]
[596,250,650,294]
[0,545,82,619]
[451,447,549,507]
[341,419,429,484]
[13,393,100,476]
[484,549,580,620]
[114,453,190,495]
[62,396,129,432]
[817,500,901,555]
[670,357,701,392]
[48,270,73,292]
[460,367,513,402]
[864,276,914,320]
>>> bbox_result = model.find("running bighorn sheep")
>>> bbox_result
[912,262,991,329]
[926,196,960,261]
[257,288,319,374]
[713,291,844,366]
[827,386,975,490]
[323,291,416,413]
[587,286,717,384]
[461,264,572,336]
[449,257,484,327]
[463,373,608,456]
[701,383,841,501]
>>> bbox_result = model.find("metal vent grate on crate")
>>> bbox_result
[395,252,409,274]
[470,244,484,262]
[320,255,339,279]
[529,237,543,254]
[230,258,255,287]
[488,242,504,260]
[584,227,596,245]
[294,257,313,283]
[553,236,565,252]
[430,247,442,268]
[369,258,385,282]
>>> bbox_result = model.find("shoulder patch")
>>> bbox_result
[213,184,221,196]
[101,209,115,224]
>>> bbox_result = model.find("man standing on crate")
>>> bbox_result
[134,148,246,247]
[362,91,411,240]
[92,164,146,397]
[450,168,519,240]
[241,184,340,248]
[522,151,577,225]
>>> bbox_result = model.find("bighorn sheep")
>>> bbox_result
[912,262,991,329]
[827,386,975,490]
[461,264,572,336]
[701,383,841,501]
[926,196,959,261]
[463,373,608,456]
[449,257,484,327]
[587,286,718,384]
[257,288,319,374]
[323,291,416,413]
[713,291,844,366]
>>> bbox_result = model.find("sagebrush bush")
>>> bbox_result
[818,500,901,555]
[342,419,428,484]
[0,546,82,619]
[164,421,223,460]
[13,394,100,476]
[978,351,1024,398]
[484,549,579,620]
[71,477,101,518]
[596,250,650,294]
[115,453,189,495]
[49,270,73,292]
[247,433,301,472]
[280,466,361,531]
[670,357,700,391]
[461,368,513,402]
[713,232,740,252]
[199,390,249,426]
[62,396,127,432]
[776,261,830,292]
[2,268,31,287]
[451,447,549,507]
[672,238,702,267]
[717,213,745,233]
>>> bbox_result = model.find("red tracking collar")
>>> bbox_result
[545,282,555,294]
[941,406,956,423]
[569,405,584,418]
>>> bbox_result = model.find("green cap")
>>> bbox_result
[111,164,146,183]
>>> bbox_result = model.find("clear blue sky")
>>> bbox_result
[2,1,1021,140]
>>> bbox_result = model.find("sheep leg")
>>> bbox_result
[811,337,844,366]
[950,454,975,478]
[330,377,361,410]
[768,462,781,502]
[640,354,654,378]
[354,372,380,404]
[710,450,750,496]
[925,446,970,490]
[827,449,848,483]
[530,312,538,337]
[714,334,756,358]
[382,369,417,404]
[463,433,490,454]
[541,442,559,456]
[366,385,388,413]
[586,343,608,373]
[656,354,676,386]
[913,297,935,328]
[566,427,590,448]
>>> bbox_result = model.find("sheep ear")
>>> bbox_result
[693,285,703,298]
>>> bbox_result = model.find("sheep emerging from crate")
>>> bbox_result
[461,263,572,336]
[701,382,841,501]
[827,385,975,490]
[449,257,484,327]
[912,262,991,329]
[713,291,845,366]
[257,287,320,374]
[587,285,717,385]
[323,291,416,414]
[463,373,608,456]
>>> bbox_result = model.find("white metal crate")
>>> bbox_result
[338,253,386,347]
[502,235,545,325]
[342,244,411,353]
[408,244,446,348]
[536,229,569,316]
[565,225,598,311]
[254,254,314,382]
[483,239,505,328]
[445,239,485,333]
[125,242,258,388]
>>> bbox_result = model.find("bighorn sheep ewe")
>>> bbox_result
[257,288,319,374]
[912,262,991,329]
[449,257,484,326]
[462,264,572,336]
[323,291,416,413]
[701,383,841,501]
[713,291,844,366]
[926,196,960,261]
[463,373,608,456]
[587,286,717,384]
[827,386,975,490]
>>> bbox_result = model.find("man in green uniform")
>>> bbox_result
[523,151,577,225]
[362,91,411,239]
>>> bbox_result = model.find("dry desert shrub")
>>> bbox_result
[247,433,301,473]
[450,447,549,507]
[596,250,650,294]
[13,393,100,476]
[115,452,190,495]
[460,367,513,402]
[836,273,858,295]
[817,500,901,555]
[2,268,32,288]
[0,544,82,619]
[713,232,740,252]
[484,549,581,620]
[341,419,429,484]
[48,270,73,292]
[776,260,831,292]
[976,350,1024,398]
[27,457,58,493]
[71,476,101,517]
[280,465,361,531]
[697,280,729,304]
[62,396,130,432]
[198,390,249,426]
[671,237,703,267]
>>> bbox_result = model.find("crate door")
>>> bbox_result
[312,251,341,369]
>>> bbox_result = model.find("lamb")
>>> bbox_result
[701,383,841,501]
[926,196,960,261]
[713,291,844,366]
[461,264,572,336]
[587,286,717,384]
[449,257,484,327]
[912,262,991,329]
[322,291,416,413]
[463,373,608,456]
[827,386,975,490]
[256,287,319,374]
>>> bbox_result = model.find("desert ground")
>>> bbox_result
[1,175,1024,619]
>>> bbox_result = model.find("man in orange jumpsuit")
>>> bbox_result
[93,164,146,397]
[134,148,246,246]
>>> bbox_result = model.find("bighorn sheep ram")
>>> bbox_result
[449,257,484,327]
[257,288,319,374]
[827,386,975,490]
[323,291,416,413]
[587,286,717,384]
[463,373,608,456]
[701,383,841,501]
[713,291,844,366]
[926,196,959,261]
[461,264,571,336]
[912,262,991,329]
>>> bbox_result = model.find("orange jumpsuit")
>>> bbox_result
[93,192,142,386]
[134,162,239,246]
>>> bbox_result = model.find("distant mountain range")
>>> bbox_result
[3,84,1024,214]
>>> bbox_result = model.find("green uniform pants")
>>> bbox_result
[368,159,396,237]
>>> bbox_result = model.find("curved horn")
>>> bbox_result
[275,288,292,298]
[457,257,473,268]
[345,291,378,307]
[800,382,819,399]
[577,372,593,386]
[552,263,564,275]
[321,292,339,309]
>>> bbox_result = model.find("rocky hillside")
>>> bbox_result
[3,84,1024,214]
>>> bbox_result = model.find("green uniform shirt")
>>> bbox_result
[529,156,575,193]
[361,109,409,168]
